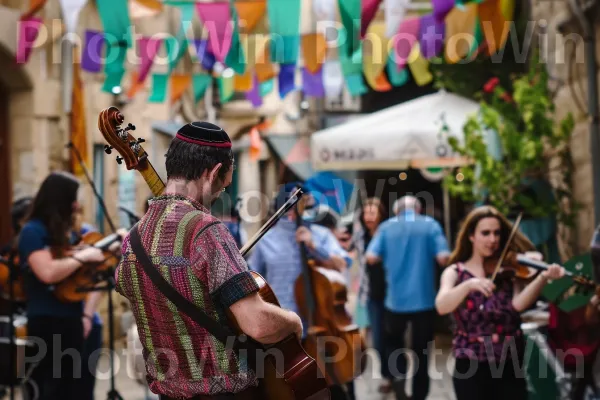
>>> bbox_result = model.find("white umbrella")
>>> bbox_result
[311,90,481,171]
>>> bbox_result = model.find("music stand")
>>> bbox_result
[77,264,123,400]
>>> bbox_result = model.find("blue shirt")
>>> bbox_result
[366,211,449,313]
[18,219,84,318]
[248,218,352,315]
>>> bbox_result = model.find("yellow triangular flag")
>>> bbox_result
[408,43,433,86]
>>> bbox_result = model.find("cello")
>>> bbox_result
[98,106,329,400]
[293,190,366,390]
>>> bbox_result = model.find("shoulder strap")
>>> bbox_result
[129,223,260,371]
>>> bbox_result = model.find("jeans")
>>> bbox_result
[78,321,103,400]
[367,299,391,380]
[452,357,528,400]
[384,309,435,400]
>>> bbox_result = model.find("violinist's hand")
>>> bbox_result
[109,228,129,253]
[591,294,600,312]
[74,247,105,264]
[467,278,496,297]
[296,226,313,249]
[523,251,543,261]
[541,263,565,281]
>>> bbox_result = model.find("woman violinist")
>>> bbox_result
[18,172,105,399]
[435,205,565,400]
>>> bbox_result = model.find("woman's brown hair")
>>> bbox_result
[359,198,388,232]
[448,205,535,265]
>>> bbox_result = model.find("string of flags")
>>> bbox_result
[17,0,515,108]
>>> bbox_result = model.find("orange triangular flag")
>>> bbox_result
[22,0,47,19]
[130,0,163,19]
[234,71,253,91]
[444,4,478,63]
[127,71,145,99]
[235,0,266,33]
[479,0,510,55]
[302,34,327,74]
[170,74,192,103]
[249,127,262,161]
[255,38,277,82]
[70,46,88,177]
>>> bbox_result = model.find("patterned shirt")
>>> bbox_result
[452,263,523,362]
[115,195,260,398]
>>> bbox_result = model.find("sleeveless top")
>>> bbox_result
[452,263,524,362]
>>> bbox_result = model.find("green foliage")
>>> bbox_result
[441,56,579,252]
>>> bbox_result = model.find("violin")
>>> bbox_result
[483,251,541,282]
[52,232,122,303]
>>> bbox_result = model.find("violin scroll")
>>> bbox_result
[98,107,146,170]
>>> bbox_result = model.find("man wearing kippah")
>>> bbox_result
[247,182,355,400]
[115,122,303,400]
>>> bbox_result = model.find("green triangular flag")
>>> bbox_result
[260,79,274,96]
[148,73,168,103]
[224,3,246,75]
[218,75,234,104]
[387,55,408,87]
[193,73,212,103]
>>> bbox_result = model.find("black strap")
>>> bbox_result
[129,223,261,372]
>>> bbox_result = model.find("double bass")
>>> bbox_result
[98,106,329,400]
[293,193,366,390]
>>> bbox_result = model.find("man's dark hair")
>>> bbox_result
[11,196,33,234]
[165,138,234,182]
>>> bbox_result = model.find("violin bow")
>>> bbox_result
[490,212,523,282]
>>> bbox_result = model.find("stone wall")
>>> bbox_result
[530,0,598,258]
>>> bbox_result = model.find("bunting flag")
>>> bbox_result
[301,67,325,97]
[81,31,104,72]
[479,0,510,55]
[408,43,433,86]
[70,46,88,177]
[501,0,515,20]
[193,73,212,103]
[149,73,168,103]
[323,60,343,100]
[419,14,445,59]
[444,4,478,63]
[260,79,274,96]
[392,17,420,70]
[219,74,234,103]
[432,0,456,21]
[384,0,408,38]
[196,3,234,63]
[58,0,87,35]
[192,39,216,70]
[340,43,367,96]
[224,3,246,74]
[137,37,163,84]
[235,0,266,33]
[234,70,253,91]
[127,71,145,99]
[386,55,408,87]
[130,0,163,19]
[279,63,296,98]
[246,75,263,107]
[96,0,133,93]
[170,74,192,103]
[254,37,277,82]
[166,3,195,73]
[337,0,361,59]
[22,0,47,19]
[249,126,262,160]
[267,0,301,64]
[361,0,383,39]
[16,17,43,64]
[302,34,327,74]
[363,22,391,91]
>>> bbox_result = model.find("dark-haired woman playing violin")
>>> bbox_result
[18,172,105,400]
[435,205,565,400]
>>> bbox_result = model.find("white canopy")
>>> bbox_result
[311,90,481,171]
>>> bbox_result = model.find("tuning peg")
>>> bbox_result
[116,156,123,165]
[136,138,145,144]
[125,123,136,132]
[104,144,113,154]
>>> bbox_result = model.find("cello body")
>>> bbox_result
[294,264,366,386]
[53,231,120,303]
[0,256,26,303]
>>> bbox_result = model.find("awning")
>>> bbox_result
[310,91,481,171]
[152,121,250,152]
[265,134,313,180]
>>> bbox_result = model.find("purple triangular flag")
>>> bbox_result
[193,39,216,71]
[278,63,296,98]
[82,30,105,73]
[301,68,324,97]
[418,14,445,59]
[432,0,455,22]
[246,75,263,107]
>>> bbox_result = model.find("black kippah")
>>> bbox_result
[175,121,232,148]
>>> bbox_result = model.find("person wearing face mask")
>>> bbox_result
[435,205,565,400]
[115,123,304,400]
[18,172,106,400]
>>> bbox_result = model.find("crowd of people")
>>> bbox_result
[0,119,599,400]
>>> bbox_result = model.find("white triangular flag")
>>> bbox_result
[59,0,88,113]
[59,0,88,34]
[323,60,343,100]
[385,0,409,38]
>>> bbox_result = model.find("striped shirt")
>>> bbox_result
[115,194,260,398]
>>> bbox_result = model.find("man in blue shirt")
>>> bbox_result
[366,196,450,400]
[248,182,354,400]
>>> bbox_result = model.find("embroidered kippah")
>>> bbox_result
[175,121,232,148]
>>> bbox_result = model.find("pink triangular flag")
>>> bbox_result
[17,17,43,64]
[137,37,163,83]
[391,17,421,70]
[196,3,233,62]
[361,0,383,38]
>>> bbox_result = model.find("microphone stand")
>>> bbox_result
[66,142,123,400]
[0,251,16,400]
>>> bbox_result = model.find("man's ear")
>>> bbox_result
[208,163,223,182]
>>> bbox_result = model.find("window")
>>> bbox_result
[92,144,105,234]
